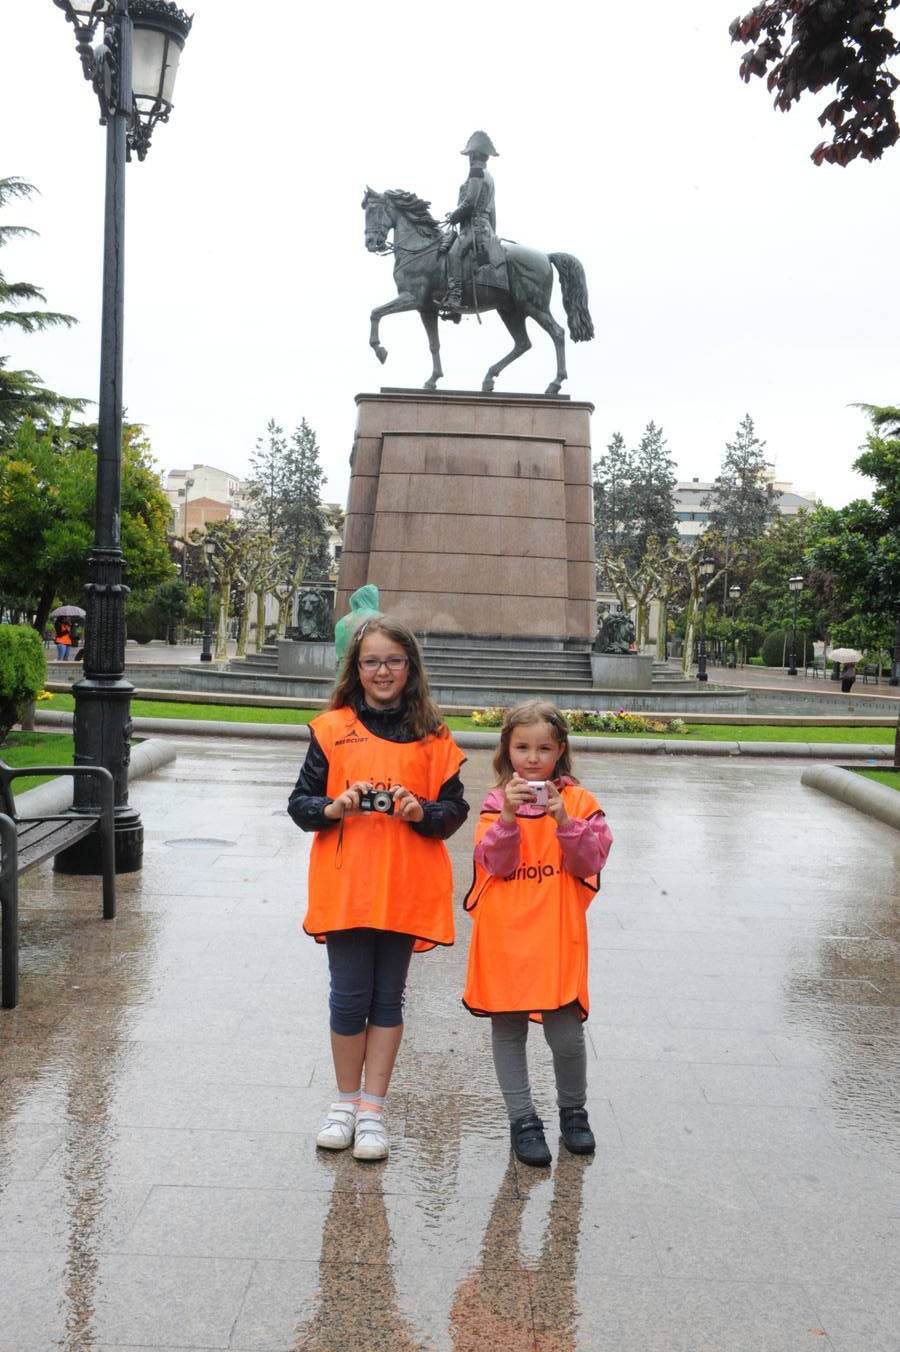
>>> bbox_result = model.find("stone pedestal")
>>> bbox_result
[336,389,596,640]
[590,652,652,690]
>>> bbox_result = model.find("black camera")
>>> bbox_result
[358,789,395,815]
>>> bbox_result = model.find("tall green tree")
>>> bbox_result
[629,422,678,564]
[594,423,676,569]
[806,404,900,681]
[245,417,331,637]
[705,415,775,544]
[592,431,636,556]
[0,418,174,630]
[0,178,84,440]
[704,414,776,607]
[730,1,900,165]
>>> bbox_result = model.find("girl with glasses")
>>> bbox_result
[288,616,468,1161]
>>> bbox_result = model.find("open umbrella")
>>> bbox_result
[827,647,862,663]
[49,605,86,619]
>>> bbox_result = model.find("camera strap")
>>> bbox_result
[334,805,345,870]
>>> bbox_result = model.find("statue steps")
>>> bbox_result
[225,638,690,694]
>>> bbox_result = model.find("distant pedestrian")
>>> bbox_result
[463,700,613,1167]
[287,616,468,1162]
[53,619,73,661]
[841,661,857,693]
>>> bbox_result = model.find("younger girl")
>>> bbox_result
[288,617,468,1161]
[463,701,612,1166]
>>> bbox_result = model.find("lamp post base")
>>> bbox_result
[66,673,144,873]
[54,808,144,875]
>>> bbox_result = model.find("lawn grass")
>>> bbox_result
[852,768,900,790]
[37,693,895,743]
[0,731,75,793]
[42,693,316,725]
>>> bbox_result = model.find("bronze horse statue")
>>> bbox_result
[362,188,594,396]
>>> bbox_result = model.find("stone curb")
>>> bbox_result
[801,764,900,833]
[29,709,896,760]
[14,737,178,816]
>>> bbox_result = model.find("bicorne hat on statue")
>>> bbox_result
[460,131,499,157]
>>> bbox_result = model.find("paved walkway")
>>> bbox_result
[699,662,900,701]
[2,739,899,1351]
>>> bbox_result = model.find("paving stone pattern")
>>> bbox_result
[1,739,898,1351]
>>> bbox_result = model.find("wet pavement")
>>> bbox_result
[1,738,899,1352]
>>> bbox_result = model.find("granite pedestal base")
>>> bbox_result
[336,389,596,641]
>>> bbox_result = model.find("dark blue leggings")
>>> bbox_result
[325,928,416,1036]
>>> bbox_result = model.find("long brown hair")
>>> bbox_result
[492,700,575,784]
[330,616,446,740]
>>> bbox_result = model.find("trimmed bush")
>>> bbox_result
[761,630,817,668]
[0,625,47,743]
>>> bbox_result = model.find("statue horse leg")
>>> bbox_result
[368,291,419,365]
[481,306,531,393]
[419,308,443,390]
[522,303,567,396]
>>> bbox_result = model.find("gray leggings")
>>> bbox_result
[490,1004,587,1120]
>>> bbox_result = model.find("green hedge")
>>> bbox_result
[0,625,47,744]
[760,630,815,669]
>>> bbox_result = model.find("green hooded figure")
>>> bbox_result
[333,584,382,669]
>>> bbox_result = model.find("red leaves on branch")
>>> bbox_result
[730,0,900,163]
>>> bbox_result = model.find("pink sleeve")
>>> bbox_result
[474,817,521,877]
[556,813,613,877]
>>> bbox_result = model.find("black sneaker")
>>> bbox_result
[510,1113,551,1167]
[559,1106,595,1155]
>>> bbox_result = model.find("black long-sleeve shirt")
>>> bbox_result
[287,701,469,840]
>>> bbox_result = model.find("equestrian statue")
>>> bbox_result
[362,131,594,396]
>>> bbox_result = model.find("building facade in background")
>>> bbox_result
[673,475,817,542]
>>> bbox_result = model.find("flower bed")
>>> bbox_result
[470,707,688,736]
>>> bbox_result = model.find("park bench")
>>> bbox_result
[861,664,880,684]
[804,656,825,678]
[0,759,115,1009]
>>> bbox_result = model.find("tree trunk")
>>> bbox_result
[681,596,697,676]
[237,604,250,657]
[656,599,668,661]
[214,582,231,660]
[255,593,267,652]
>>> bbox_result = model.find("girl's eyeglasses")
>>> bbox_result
[358,656,409,673]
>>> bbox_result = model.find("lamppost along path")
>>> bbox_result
[788,574,804,676]
[728,583,741,668]
[696,556,715,683]
[201,537,215,662]
[52,0,192,875]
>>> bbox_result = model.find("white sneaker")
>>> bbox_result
[352,1109,389,1161]
[316,1102,357,1150]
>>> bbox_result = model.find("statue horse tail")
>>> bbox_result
[549,253,594,343]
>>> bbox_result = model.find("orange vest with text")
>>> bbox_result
[462,785,601,1020]
[304,706,465,951]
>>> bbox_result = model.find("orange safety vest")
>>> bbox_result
[304,706,465,951]
[462,785,602,1021]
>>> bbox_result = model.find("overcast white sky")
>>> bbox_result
[4,1,899,511]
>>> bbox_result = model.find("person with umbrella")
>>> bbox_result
[828,646,862,693]
[50,605,86,662]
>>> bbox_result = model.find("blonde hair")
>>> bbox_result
[492,700,575,784]
[330,615,446,741]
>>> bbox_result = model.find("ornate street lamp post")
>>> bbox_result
[52,0,192,875]
[728,584,741,668]
[787,575,804,676]
[697,556,715,683]
[201,537,215,663]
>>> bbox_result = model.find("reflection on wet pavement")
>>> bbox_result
[0,740,898,1350]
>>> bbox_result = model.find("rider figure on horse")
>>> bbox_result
[436,130,500,316]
